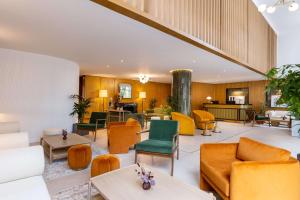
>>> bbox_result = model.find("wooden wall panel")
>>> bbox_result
[83,76,171,114]
[221,0,248,63]
[248,1,269,73]
[268,26,277,70]
[191,82,216,111]
[214,80,267,112]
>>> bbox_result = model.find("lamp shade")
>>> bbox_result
[99,90,108,98]
[139,91,146,99]
[206,96,212,101]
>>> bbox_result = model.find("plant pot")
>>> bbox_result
[291,120,300,137]
[142,182,151,190]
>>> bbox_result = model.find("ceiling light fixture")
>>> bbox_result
[258,0,299,13]
[138,74,150,84]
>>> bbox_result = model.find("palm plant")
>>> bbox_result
[69,94,92,123]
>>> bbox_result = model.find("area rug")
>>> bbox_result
[43,143,106,181]
[51,183,102,200]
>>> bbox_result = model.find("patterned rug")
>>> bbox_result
[43,143,105,181]
[51,183,103,200]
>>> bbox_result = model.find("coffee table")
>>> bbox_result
[88,165,215,200]
[42,134,91,163]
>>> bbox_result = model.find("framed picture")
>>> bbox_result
[119,83,132,99]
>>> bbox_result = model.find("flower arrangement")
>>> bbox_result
[135,163,155,190]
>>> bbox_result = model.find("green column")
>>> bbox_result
[171,69,192,115]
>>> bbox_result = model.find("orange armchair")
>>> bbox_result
[200,137,300,200]
[193,110,215,130]
[171,112,195,135]
[107,119,141,154]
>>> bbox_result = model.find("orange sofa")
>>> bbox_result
[107,118,141,154]
[193,110,215,130]
[200,137,300,200]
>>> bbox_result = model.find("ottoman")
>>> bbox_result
[68,144,92,170]
[91,154,120,177]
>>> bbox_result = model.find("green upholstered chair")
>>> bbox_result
[244,109,271,127]
[76,112,107,141]
[135,120,179,176]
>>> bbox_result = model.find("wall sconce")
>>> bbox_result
[139,91,146,113]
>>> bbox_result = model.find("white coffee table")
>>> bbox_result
[88,165,215,200]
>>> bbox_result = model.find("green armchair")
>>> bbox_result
[135,120,179,176]
[76,112,107,141]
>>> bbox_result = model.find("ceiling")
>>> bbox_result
[0,0,264,84]
[252,0,300,34]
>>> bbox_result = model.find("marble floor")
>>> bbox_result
[46,122,300,199]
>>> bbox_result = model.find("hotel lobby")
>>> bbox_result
[0,0,300,200]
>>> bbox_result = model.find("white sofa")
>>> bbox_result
[0,122,50,200]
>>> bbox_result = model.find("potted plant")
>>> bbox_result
[69,94,92,123]
[266,64,300,136]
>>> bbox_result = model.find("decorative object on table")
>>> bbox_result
[62,129,68,140]
[119,83,132,99]
[99,89,108,111]
[266,64,300,136]
[139,91,146,113]
[69,94,92,123]
[138,74,150,84]
[135,163,155,190]
[258,0,299,14]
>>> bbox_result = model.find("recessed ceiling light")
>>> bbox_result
[192,60,196,63]
[106,65,110,68]
[120,59,124,63]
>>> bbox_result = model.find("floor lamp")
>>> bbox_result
[99,90,108,111]
[139,91,146,113]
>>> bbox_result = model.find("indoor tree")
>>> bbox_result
[266,64,300,135]
[69,94,91,123]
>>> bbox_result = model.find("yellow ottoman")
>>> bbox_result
[91,154,120,177]
[68,144,92,170]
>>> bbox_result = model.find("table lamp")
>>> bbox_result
[99,90,108,111]
[139,91,146,113]
[206,96,212,103]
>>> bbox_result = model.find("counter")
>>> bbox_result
[203,104,252,121]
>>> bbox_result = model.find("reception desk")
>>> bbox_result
[203,104,252,121]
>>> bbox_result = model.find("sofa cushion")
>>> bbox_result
[201,159,241,196]
[0,176,50,200]
[237,137,291,162]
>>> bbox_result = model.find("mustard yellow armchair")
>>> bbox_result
[200,137,300,200]
[171,112,195,135]
[193,110,215,130]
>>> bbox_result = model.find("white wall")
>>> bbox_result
[0,48,79,142]
[278,32,300,66]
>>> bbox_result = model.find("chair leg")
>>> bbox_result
[94,131,96,142]
[134,151,138,163]
[171,154,174,176]
[177,147,179,160]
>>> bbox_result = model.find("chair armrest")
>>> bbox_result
[230,160,300,200]
[200,143,238,163]
[137,130,150,135]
